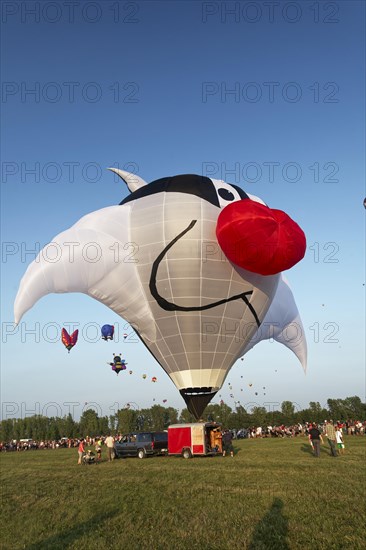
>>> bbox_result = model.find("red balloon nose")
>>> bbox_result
[216,200,306,276]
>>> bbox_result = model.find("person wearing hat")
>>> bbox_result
[308,423,323,458]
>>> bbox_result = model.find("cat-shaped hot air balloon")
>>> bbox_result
[14,170,307,418]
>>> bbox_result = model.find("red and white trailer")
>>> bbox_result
[168,422,223,458]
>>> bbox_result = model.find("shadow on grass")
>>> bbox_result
[26,509,119,550]
[248,497,289,550]
[300,443,315,456]
[301,443,331,457]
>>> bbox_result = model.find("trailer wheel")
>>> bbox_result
[137,448,147,459]
[182,448,192,459]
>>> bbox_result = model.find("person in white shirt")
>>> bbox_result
[335,426,345,455]
[104,435,115,462]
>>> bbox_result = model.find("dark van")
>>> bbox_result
[113,432,168,459]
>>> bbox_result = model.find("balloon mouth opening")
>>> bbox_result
[180,388,217,420]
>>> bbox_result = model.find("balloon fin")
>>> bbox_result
[244,275,307,371]
[13,205,156,342]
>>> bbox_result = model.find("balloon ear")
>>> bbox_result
[216,200,306,276]
[108,168,147,193]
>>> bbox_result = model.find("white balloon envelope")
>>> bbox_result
[14,171,307,418]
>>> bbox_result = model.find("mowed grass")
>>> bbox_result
[1,437,365,550]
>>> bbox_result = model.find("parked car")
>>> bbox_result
[113,432,168,459]
[236,428,249,439]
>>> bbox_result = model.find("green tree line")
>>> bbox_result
[0,396,364,441]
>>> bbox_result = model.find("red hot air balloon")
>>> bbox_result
[61,328,78,353]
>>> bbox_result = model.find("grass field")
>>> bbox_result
[1,436,365,550]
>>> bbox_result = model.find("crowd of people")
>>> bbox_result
[235,420,366,439]
[0,420,364,460]
[0,435,111,453]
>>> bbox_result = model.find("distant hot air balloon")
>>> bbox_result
[61,328,78,353]
[163,399,167,403]
[108,354,127,375]
[14,170,307,419]
[129,370,133,375]
[151,376,157,383]
[364,197,366,209]
[142,374,147,379]
[101,324,114,340]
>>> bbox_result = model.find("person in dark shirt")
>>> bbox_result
[308,423,324,458]
[222,430,234,457]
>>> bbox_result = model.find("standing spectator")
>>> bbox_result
[222,429,234,457]
[104,434,115,462]
[95,437,103,462]
[308,423,323,458]
[335,425,345,455]
[77,438,85,465]
[324,420,338,457]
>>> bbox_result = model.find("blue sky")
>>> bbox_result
[1,1,365,421]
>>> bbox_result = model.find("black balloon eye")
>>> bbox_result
[218,188,235,201]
